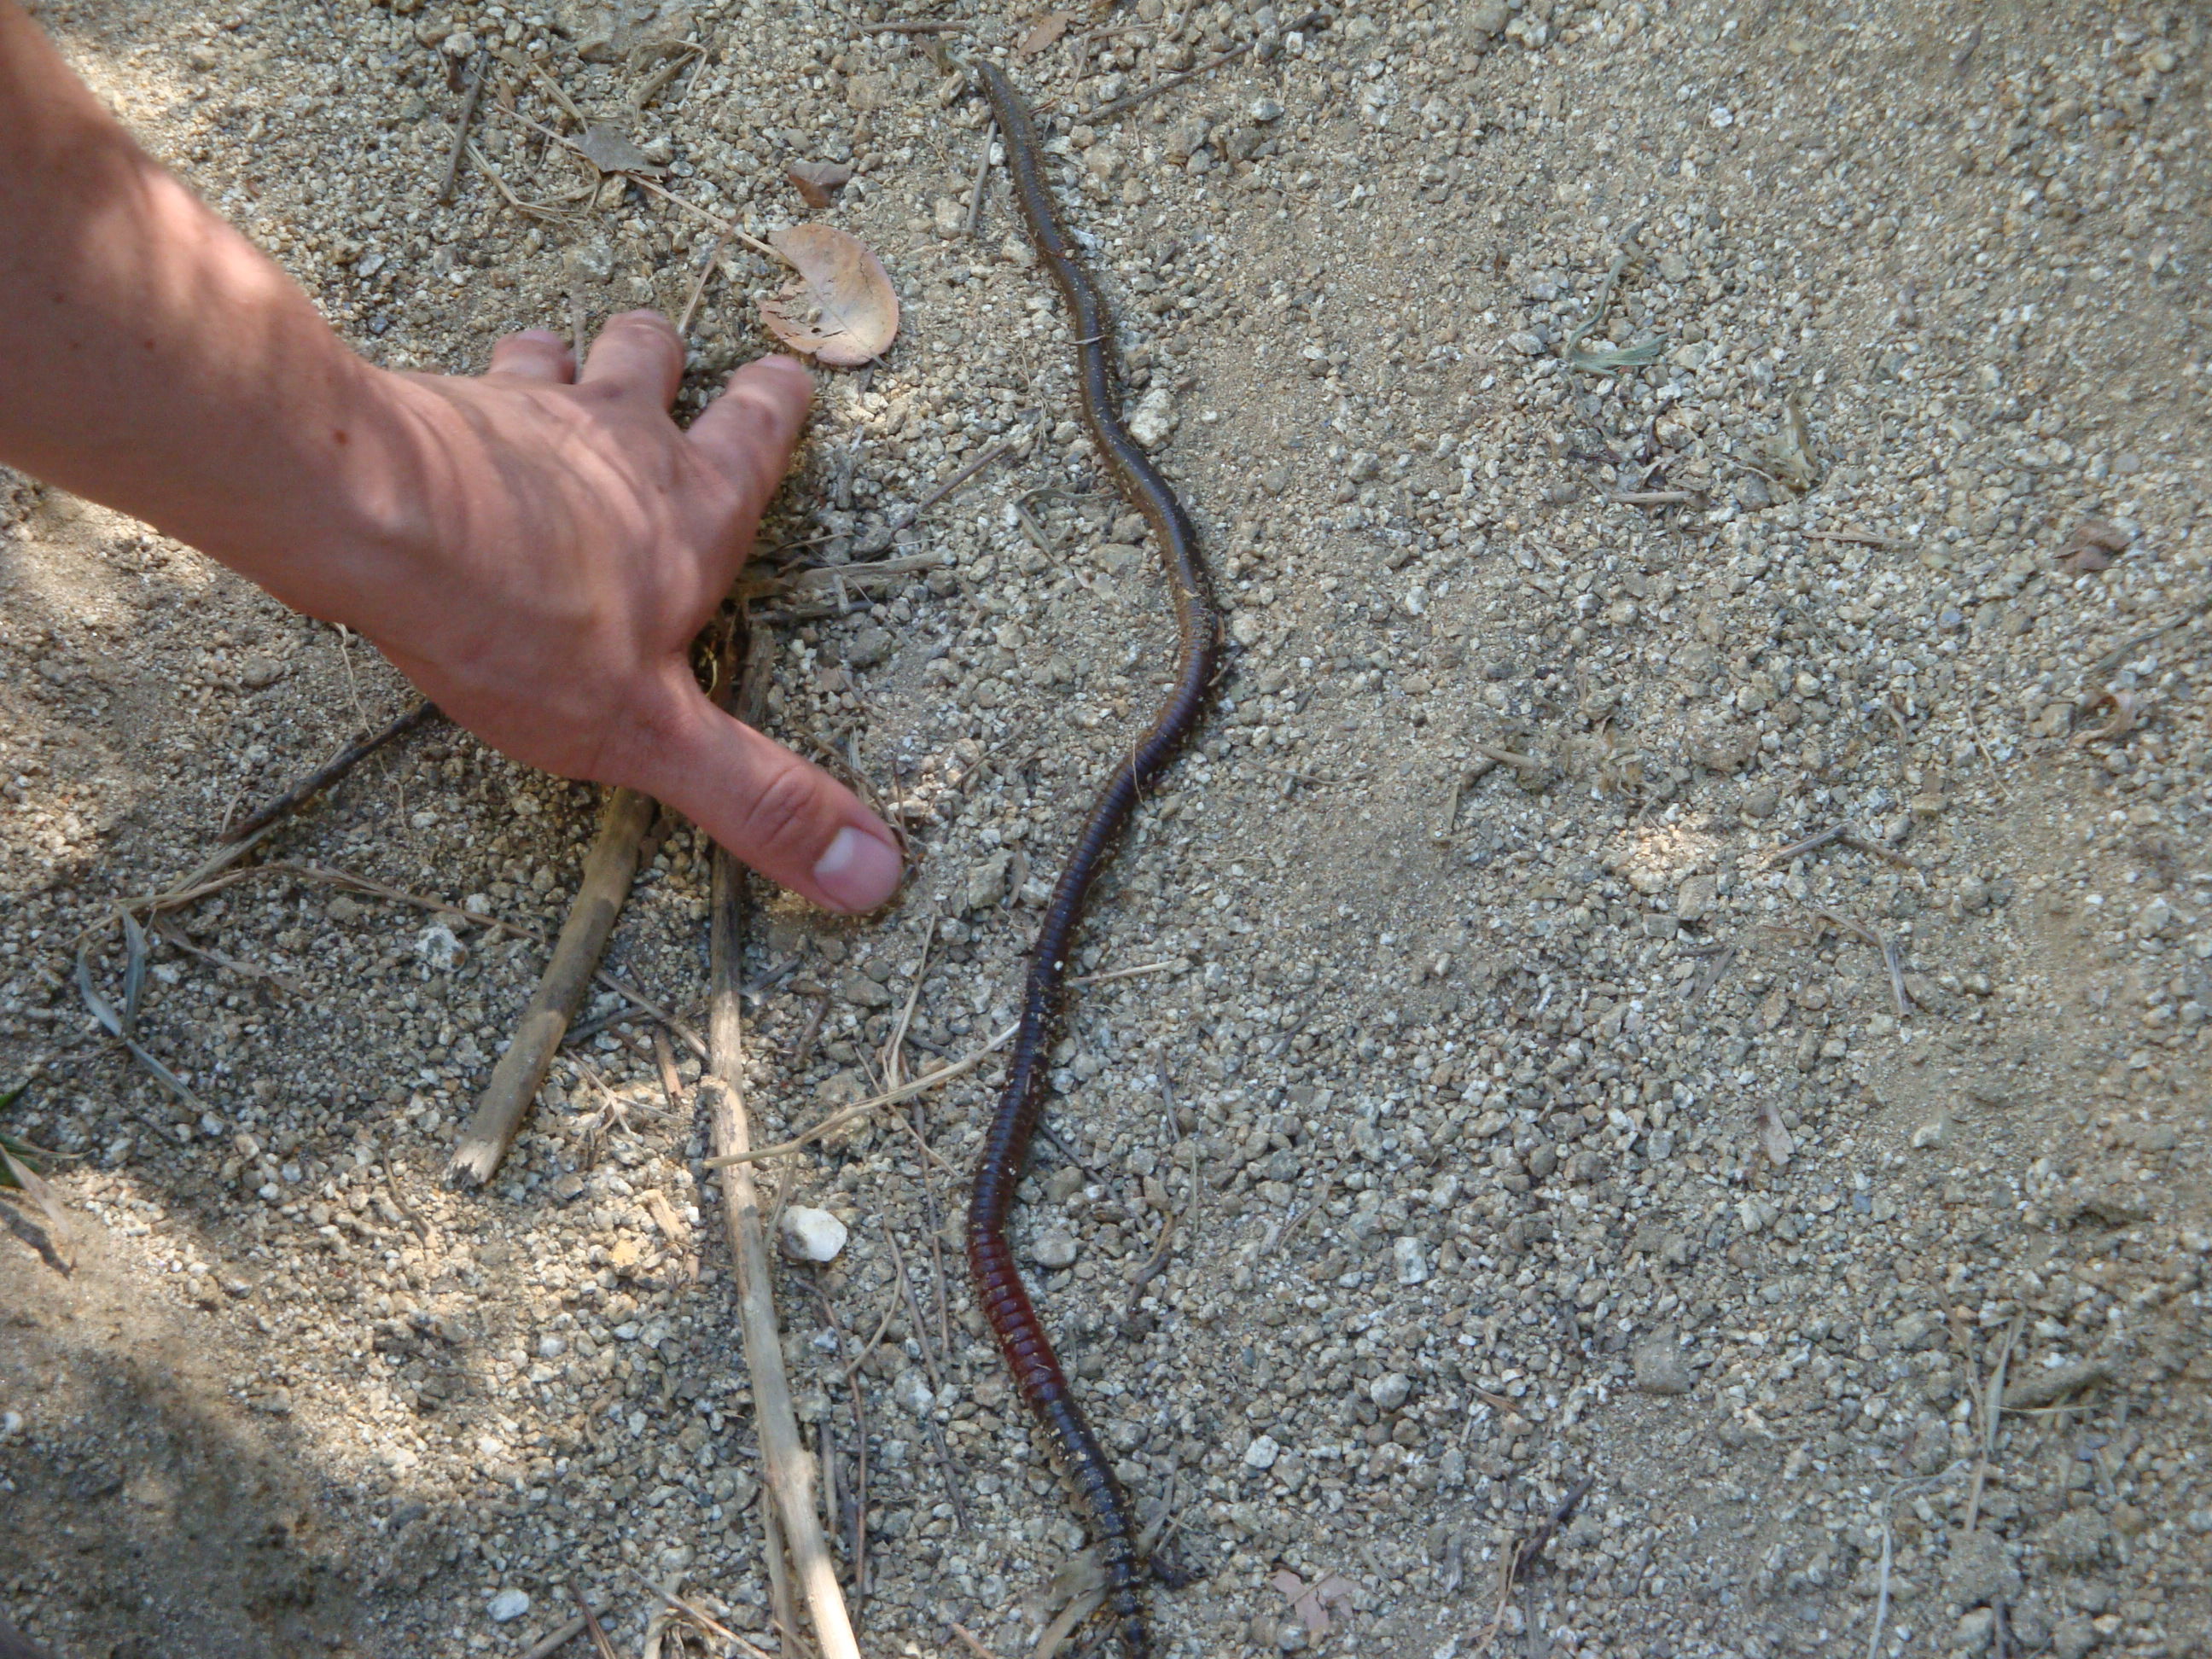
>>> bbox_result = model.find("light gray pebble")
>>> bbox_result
[1633,1329,1695,1395]
[894,1370,934,1417]
[1391,1235,1428,1286]
[963,850,1012,912]
[1031,1230,1079,1269]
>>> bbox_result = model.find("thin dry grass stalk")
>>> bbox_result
[701,1022,1017,1170]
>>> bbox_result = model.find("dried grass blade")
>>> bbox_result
[73,940,124,1039]
[74,944,210,1110]
[1033,1588,1105,1659]
[0,1138,72,1268]
[120,911,149,1035]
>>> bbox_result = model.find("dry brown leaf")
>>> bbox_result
[1755,1101,1795,1168]
[2059,515,2131,574]
[2073,689,2142,746]
[759,224,899,366]
[1269,1569,1357,1637]
[1018,10,1074,55]
[578,125,667,176]
[784,159,853,209]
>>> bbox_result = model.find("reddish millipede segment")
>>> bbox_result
[968,62,1223,1659]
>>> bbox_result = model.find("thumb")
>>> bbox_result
[632,677,903,914]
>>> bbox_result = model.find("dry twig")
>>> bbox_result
[1759,823,1845,866]
[516,1611,589,1659]
[964,119,995,237]
[222,701,439,841]
[439,54,489,201]
[1511,1473,1593,1579]
[626,1570,775,1659]
[702,618,860,1659]
[894,436,1025,527]
[946,1622,1002,1659]
[676,206,746,338]
[1962,1315,2023,1535]
[1087,35,1262,120]
[1881,934,1914,1019]
[449,788,658,1186]
[570,1584,619,1659]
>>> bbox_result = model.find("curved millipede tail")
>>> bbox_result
[965,61,1223,1659]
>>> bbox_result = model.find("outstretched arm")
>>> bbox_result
[0,1,902,913]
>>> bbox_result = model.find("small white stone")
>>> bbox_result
[1392,1235,1429,1286]
[487,1588,531,1624]
[1128,385,1177,449]
[1243,1434,1281,1470]
[1369,1371,1412,1412]
[894,1369,935,1417]
[536,1334,568,1360]
[416,923,465,971]
[780,1206,848,1263]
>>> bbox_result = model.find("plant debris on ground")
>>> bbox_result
[1,2,2209,1658]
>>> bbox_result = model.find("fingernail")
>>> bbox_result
[812,825,901,913]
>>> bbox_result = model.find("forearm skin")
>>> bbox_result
[0,0,412,620]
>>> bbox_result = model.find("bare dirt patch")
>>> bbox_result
[4,2,2209,1657]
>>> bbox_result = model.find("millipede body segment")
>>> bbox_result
[966,61,1225,1659]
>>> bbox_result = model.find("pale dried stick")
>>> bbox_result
[449,787,658,1187]
[702,621,861,1659]
[1068,958,1179,987]
[625,1570,774,1659]
[760,1498,800,1659]
[882,1222,943,1400]
[963,119,994,237]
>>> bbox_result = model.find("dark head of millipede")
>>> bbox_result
[965,61,1223,1659]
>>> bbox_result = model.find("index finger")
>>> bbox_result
[686,356,813,515]
[579,310,685,407]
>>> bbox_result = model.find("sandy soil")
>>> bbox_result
[3,2,2209,1657]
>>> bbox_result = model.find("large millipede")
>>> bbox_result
[965,61,1224,1659]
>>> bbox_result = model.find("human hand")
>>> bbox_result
[329,312,901,914]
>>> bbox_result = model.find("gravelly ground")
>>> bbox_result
[3,2,2209,1657]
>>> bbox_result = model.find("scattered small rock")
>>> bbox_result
[1030,1230,1080,1270]
[1633,1330,1694,1395]
[1128,385,1177,450]
[779,1207,849,1263]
